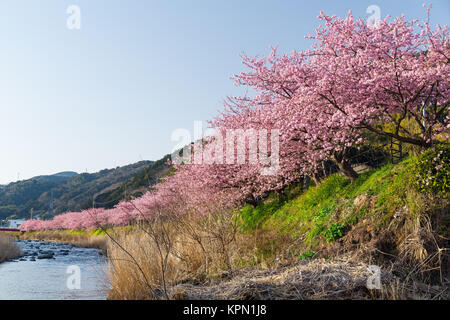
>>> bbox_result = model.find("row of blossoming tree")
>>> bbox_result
[20,8,449,232]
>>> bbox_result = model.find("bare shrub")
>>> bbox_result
[173,209,238,275]
[106,200,242,299]
[0,234,21,263]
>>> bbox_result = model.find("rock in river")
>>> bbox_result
[37,253,54,260]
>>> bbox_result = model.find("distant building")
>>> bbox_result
[6,219,26,229]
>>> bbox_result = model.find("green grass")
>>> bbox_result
[68,229,87,235]
[298,250,316,261]
[65,229,106,236]
[323,223,345,243]
[264,174,348,241]
[238,200,284,232]
[89,229,107,236]
[241,157,424,248]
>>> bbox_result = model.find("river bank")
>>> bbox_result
[15,230,108,252]
[5,230,449,300]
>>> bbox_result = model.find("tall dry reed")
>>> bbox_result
[0,234,21,263]
[19,231,108,251]
[106,207,248,300]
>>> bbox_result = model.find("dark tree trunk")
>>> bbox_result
[335,160,358,183]
[246,194,259,207]
[332,150,358,184]
[312,172,321,186]
[303,176,310,190]
[363,124,432,148]
[276,189,286,202]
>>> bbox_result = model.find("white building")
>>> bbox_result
[7,219,26,229]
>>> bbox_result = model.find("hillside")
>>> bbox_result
[0,162,151,220]
[92,154,172,209]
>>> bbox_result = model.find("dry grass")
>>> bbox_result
[170,257,449,300]
[19,231,108,251]
[107,230,180,300]
[107,230,450,301]
[0,234,22,263]
[395,192,450,284]
[107,210,247,300]
[376,278,449,300]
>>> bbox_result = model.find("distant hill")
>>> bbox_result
[91,154,172,209]
[0,162,152,220]
[51,172,79,178]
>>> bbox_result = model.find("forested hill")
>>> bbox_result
[0,161,152,220]
[91,154,172,209]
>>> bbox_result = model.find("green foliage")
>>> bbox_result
[313,205,334,223]
[238,199,284,232]
[266,174,348,238]
[68,229,87,235]
[89,229,106,236]
[298,251,316,261]
[67,229,106,236]
[308,205,336,244]
[411,144,449,196]
[263,156,434,247]
[323,223,345,243]
[237,181,306,232]
[236,154,447,262]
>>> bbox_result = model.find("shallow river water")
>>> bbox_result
[0,240,110,300]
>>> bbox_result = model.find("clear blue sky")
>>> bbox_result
[0,0,448,184]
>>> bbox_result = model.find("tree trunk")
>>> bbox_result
[335,160,358,183]
[277,189,287,202]
[303,176,310,190]
[246,195,259,207]
[363,125,432,148]
[312,172,321,186]
[332,151,358,183]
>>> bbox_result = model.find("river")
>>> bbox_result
[0,239,110,300]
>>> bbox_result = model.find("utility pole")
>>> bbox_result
[30,208,34,220]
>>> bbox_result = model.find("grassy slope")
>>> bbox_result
[240,157,449,266]
[269,162,408,242]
